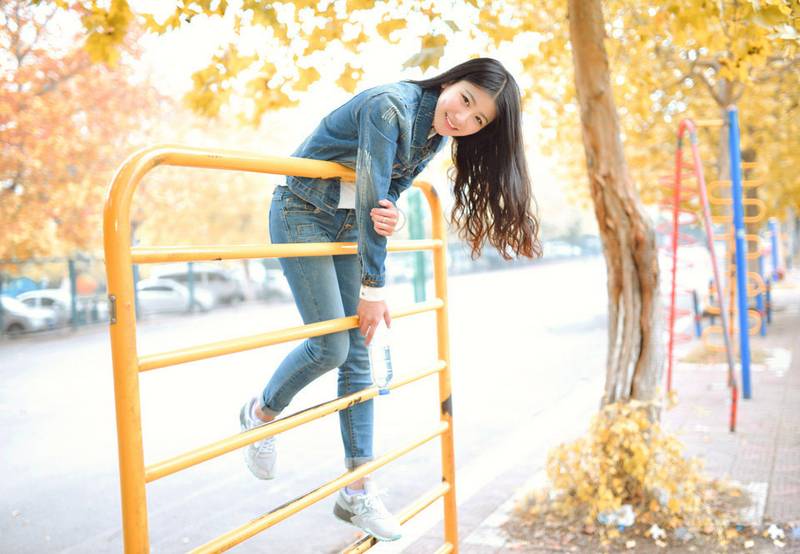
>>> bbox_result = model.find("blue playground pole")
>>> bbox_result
[691,289,703,338]
[728,106,752,399]
[766,281,772,324]
[769,218,780,281]
[757,255,766,336]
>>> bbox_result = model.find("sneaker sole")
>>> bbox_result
[333,502,402,542]
[244,450,276,480]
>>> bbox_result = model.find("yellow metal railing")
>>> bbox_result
[103,145,458,553]
[702,169,768,352]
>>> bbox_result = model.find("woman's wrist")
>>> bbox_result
[359,285,386,302]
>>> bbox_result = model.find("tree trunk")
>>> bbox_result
[567,0,663,407]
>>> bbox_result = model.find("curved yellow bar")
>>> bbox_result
[747,309,763,335]
[103,145,458,552]
[701,324,727,353]
[746,271,766,297]
[709,198,767,224]
[417,181,459,548]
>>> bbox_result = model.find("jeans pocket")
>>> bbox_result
[283,193,320,214]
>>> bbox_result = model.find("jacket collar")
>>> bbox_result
[411,86,440,149]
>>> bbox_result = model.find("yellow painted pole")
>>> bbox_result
[103,146,462,552]
[416,181,459,551]
[103,146,359,553]
[115,144,357,180]
[104,150,151,552]
[138,300,443,372]
[694,118,725,127]
[131,239,441,263]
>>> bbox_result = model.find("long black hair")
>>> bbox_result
[409,58,541,259]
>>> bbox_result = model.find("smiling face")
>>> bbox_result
[432,80,498,137]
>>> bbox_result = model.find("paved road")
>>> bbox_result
[1,257,610,553]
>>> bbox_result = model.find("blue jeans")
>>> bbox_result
[261,186,373,470]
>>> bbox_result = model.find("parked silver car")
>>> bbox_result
[17,289,109,326]
[136,278,215,315]
[151,265,245,305]
[1,296,57,336]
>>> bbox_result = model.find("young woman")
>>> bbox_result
[239,57,541,541]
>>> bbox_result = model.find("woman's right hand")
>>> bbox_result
[370,199,400,237]
[357,298,391,346]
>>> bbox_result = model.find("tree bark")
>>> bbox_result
[567,0,663,407]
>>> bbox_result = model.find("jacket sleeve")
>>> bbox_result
[355,95,403,288]
[387,161,428,204]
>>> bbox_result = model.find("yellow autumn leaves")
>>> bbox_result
[520,399,754,547]
[546,400,706,522]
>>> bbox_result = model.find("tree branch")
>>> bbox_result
[731,81,745,103]
[663,63,699,91]
[753,56,800,83]
[32,59,91,98]
[15,7,58,64]
[693,57,721,70]
[695,70,726,106]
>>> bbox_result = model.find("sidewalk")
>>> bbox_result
[664,272,800,529]
[412,269,800,553]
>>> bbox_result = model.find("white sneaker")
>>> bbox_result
[239,397,277,480]
[333,480,402,541]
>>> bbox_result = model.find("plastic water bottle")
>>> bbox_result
[368,321,393,395]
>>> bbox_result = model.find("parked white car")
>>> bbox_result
[1,296,57,336]
[136,278,215,315]
[151,264,244,305]
[17,290,71,326]
[17,289,110,326]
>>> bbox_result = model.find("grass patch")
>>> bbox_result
[680,343,768,364]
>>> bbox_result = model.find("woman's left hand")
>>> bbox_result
[370,199,399,237]
[357,298,391,346]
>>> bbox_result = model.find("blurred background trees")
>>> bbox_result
[14,0,796,401]
[1,0,160,260]
[11,0,797,259]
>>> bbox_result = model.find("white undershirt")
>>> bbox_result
[338,179,356,209]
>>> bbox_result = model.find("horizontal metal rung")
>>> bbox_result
[189,421,450,553]
[145,361,447,482]
[694,118,724,127]
[434,543,454,554]
[132,239,442,263]
[138,300,443,372]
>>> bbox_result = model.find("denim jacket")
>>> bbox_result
[286,82,447,288]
